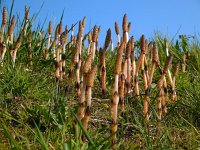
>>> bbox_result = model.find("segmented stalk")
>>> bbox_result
[157,55,173,121]
[111,91,119,148]
[83,65,97,142]
[1,7,7,43]
[131,37,135,89]
[144,42,158,123]
[115,22,120,45]
[134,35,146,96]
[182,53,186,72]
[172,63,179,101]
[78,54,92,120]
[0,43,6,62]
[91,25,98,60]
[12,34,22,65]
[125,40,131,94]
[24,6,29,36]
[122,14,128,43]
[55,46,61,79]
[119,74,125,112]
[60,25,68,76]
[7,15,15,44]
[111,42,124,147]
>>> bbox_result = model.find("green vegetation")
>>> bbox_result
[0,5,200,150]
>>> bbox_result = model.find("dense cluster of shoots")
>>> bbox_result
[157,55,173,122]
[0,8,184,147]
[98,29,111,95]
[143,42,158,123]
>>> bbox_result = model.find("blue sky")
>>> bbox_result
[1,0,200,46]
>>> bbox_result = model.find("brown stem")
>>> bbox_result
[83,86,92,131]
[163,76,169,104]
[119,74,125,112]
[111,91,119,148]
[78,75,87,120]
[126,58,131,93]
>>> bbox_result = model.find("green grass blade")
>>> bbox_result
[34,122,49,150]
[1,121,22,150]
[73,113,95,146]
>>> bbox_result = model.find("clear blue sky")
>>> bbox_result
[1,0,200,46]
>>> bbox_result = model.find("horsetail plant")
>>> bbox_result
[111,42,124,148]
[1,7,7,43]
[165,39,175,102]
[83,65,97,142]
[74,21,84,96]
[100,46,107,95]
[131,37,136,90]
[119,74,125,112]
[60,25,68,77]
[0,42,6,62]
[0,8,186,149]
[44,21,52,60]
[7,15,15,45]
[143,42,158,123]
[23,6,29,37]
[91,25,99,60]
[125,38,132,94]
[122,14,129,44]
[115,22,120,46]
[78,54,93,121]
[157,55,173,121]
[182,53,186,72]
[55,45,61,80]
[0,9,10,62]
[172,62,179,101]
[11,33,22,65]
[134,35,146,96]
